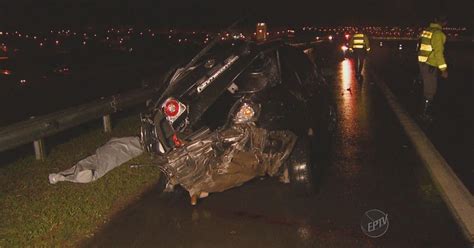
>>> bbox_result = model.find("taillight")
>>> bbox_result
[161,97,186,123]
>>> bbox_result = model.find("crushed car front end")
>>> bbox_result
[140,40,335,204]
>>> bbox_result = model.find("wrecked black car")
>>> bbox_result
[140,39,336,205]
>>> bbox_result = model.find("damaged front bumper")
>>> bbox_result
[155,124,297,203]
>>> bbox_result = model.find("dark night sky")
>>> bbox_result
[0,0,471,29]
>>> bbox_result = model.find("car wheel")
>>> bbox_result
[287,137,315,195]
[156,171,189,204]
[156,173,167,192]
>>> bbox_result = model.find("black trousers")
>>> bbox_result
[352,49,366,75]
[418,63,438,101]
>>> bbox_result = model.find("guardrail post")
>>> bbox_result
[103,115,112,133]
[33,139,45,161]
[0,88,155,154]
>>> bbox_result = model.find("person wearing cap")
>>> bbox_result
[348,32,371,78]
[417,15,449,122]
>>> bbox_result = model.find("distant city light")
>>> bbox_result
[0,25,467,59]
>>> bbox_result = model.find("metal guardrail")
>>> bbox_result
[0,87,158,160]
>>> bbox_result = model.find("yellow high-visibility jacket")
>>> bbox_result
[349,33,371,51]
[418,23,447,71]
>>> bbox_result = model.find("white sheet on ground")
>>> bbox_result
[49,136,143,184]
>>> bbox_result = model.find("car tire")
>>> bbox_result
[156,173,167,192]
[287,137,315,195]
[156,173,189,204]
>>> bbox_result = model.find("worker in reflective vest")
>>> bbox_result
[417,15,448,122]
[348,33,371,78]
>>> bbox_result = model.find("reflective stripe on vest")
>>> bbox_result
[439,64,447,69]
[419,43,432,52]
[421,31,432,39]
[418,29,433,62]
[352,33,365,49]
[418,56,428,62]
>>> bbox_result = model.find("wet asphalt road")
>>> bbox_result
[369,42,473,193]
[84,53,468,247]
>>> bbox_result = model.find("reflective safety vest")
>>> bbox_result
[418,23,447,71]
[349,33,370,51]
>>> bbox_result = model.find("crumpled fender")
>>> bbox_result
[158,124,297,196]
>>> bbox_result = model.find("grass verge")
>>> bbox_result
[0,113,160,247]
